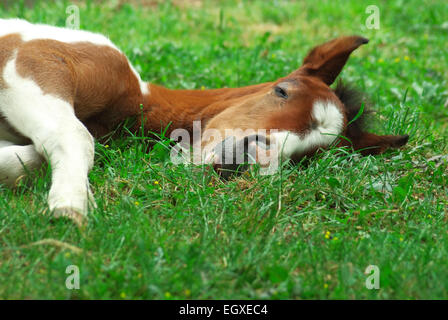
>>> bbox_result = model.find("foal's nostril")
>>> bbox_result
[211,136,250,180]
[211,134,270,180]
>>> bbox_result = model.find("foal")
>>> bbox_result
[0,19,408,225]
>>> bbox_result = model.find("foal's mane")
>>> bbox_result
[333,80,372,134]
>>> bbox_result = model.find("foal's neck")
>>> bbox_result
[141,82,270,136]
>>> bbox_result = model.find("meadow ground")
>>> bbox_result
[0,0,447,299]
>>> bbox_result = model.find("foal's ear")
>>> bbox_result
[299,36,369,85]
[347,132,409,156]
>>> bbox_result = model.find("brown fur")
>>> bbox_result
[142,82,272,137]
[0,34,23,89]
[14,40,144,124]
[0,33,408,161]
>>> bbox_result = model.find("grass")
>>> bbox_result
[0,0,447,299]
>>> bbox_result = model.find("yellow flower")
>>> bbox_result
[184,289,191,297]
[394,57,400,63]
[324,283,329,289]
[64,252,71,258]
[378,58,384,63]
[105,144,109,148]
[154,181,159,185]
[404,55,410,61]
[399,237,404,242]
[333,236,339,241]
[164,292,171,298]
[201,85,205,90]
[134,201,140,206]
[427,214,432,219]
[324,231,331,239]
[120,292,126,299]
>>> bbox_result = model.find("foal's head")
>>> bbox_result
[200,36,409,176]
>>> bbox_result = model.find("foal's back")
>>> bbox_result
[0,18,147,134]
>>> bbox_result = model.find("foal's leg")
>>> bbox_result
[0,144,43,187]
[0,60,95,226]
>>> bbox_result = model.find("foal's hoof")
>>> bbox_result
[52,208,87,228]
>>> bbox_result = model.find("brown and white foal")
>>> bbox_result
[0,19,408,225]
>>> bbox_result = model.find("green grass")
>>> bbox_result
[1,0,447,299]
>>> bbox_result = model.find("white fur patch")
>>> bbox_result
[0,18,116,46]
[0,18,149,96]
[0,54,95,214]
[271,100,344,159]
[312,100,345,136]
[0,144,43,187]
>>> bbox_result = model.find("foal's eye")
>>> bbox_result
[274,86,288,99]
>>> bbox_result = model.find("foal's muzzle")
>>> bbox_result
[211,134,273,179]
